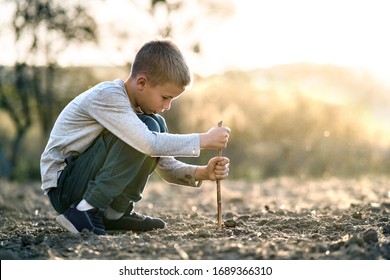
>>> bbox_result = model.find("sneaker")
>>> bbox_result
[56,207,106,235]
[103,206,165,232]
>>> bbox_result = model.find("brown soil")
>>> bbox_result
[1,177,390,260]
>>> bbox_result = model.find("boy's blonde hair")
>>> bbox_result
[131,39,192,88]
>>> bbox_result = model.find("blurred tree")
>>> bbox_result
[0,0,98,179]
[148,0,233,53]
[11,0,98,134]
[0,64,31,179]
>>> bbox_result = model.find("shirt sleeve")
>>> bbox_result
[156,157,203,188]
[83,87,201,157]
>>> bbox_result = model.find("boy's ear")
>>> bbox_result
[136,74,147,90]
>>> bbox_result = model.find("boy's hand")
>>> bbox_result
[208,156,230,181]
[199,125,231,149]
[195,157,230,181]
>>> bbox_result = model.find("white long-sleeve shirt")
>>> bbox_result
[40,79,202,192]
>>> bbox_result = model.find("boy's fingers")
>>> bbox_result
[216,157,229,164]
[215,163,229,173]
[217,169,229,179]
[222,126,231,134]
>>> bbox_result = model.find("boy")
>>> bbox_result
[40,39,230,235]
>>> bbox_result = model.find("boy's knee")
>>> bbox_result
[151,114,168,133]
[138,114,167,132]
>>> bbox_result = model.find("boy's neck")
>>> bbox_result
[123,78,140,111]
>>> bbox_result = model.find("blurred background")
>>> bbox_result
[1,0,389,182]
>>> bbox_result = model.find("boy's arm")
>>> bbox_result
[156,156,230,187]
[86,88,230,157]
[156,157,201,187]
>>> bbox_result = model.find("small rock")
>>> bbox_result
[224,219,237,228]
[382,224,390,235]
[197,229,212,238]
[21,235,33,246]
[190,212,198,219]
[362,228,378,243]
[264,205,274,213]
[351,211,362,219]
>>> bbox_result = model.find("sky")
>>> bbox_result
[1,0,390,84]
[195,0,390,82]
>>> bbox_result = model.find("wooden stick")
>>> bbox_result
[216,120,223,229]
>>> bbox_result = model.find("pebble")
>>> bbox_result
[382,224,390,235]
[362,228,378,243]
[224,219,238,228]
[197,229,212,238]
[351,211,362,219]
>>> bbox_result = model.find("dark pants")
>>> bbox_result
[48,114,167,214]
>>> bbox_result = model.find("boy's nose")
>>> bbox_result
[163,100,172,111]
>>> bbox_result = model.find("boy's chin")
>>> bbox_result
[142,108,160,114]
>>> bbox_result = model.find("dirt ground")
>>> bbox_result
[1,176,390,260]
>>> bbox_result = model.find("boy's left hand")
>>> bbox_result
[206,156,230,181]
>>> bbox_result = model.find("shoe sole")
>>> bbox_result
[104,216,166,232]
[56,214,80,234]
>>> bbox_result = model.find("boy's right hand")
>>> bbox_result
[199,125,231,149]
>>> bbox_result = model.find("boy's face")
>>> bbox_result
[136,81,185,114]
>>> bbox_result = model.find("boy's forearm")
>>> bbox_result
[194,166,209,181]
